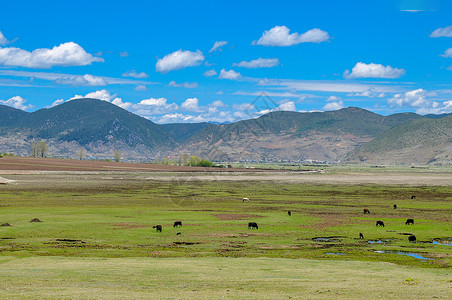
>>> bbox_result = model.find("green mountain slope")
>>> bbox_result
[175,107,425,162]
[345,115,452,165]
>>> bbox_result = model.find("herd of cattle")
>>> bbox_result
[152,196,419,244]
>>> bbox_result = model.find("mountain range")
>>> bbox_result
[0,98,451,165]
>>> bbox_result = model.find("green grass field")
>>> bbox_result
[0,170,451,298]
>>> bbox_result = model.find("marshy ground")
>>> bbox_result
[0,166,451,298]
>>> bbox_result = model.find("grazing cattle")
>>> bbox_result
[405,218,414,225]
[173,221,182,227]
[376,220,385,227]
[176,232,181,235]
[288,210,291,216]
[411,195,416,199]
[248,222,258,229]
[242,198,250,202]
[408,235,416,243]
[359,232,364,239]
[393,204,397,209]
[153,225,162,232]
[363,208,370,214]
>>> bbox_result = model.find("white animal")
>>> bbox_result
[242,198,250,202]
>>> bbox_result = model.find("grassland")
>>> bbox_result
[0,167,451,298]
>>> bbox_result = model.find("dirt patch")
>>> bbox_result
[212,214,265,220]
[110,223,151,229]
[55,239,86,243]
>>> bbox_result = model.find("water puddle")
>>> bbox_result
[312,236,345,242]
[432,241,452,246]
[374,250,433,260]
[326,252,345,255]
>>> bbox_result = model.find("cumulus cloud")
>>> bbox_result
[203,69,217,77]
[233,58,279,68]
[0,96,34,111]
[0,30,12,46]
[122,70,149,78]
[430,26,452,38]
[219,69,241,80]
[71,89,120,102]
[54,74,107,86]
[278,101,296,111]
[156,49,204,73]
[0,42,103,68]
[180,98,202,112]
[441,48,452,58]
[253,26,329,46]
[132,97,179,115]
[349,88,385,98]
[168,81,198,88]
[343,62,406,79]
[209,41,228,53]
[323,101,344,111]
[387,89,435,107]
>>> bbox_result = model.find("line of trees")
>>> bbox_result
[156,154,214,167]
[31,141,48,158]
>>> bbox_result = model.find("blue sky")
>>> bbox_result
[1,0,452,123]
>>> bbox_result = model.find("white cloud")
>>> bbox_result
[253,26,329,46]
[122,70,149,79]
[233,58,279,68]
[119,51,129,57]
[441,48,452,58]
[203,69,217,77]
[168,81,198,88]
[327,96,341,102]
[211,100,226,107]
[259,78,400,93]
[0,69,151,85]
[209,41,228,53]
[0,42,103,68]
[278,101,296,111]
[219,69,241,80]
[134,85,147,91]
[54,74,107,86]
[155,49,204,73]
[49,99,64,107]
[71,89,119,102]
[430,26,452,38]
[0,31,12,46]
[133,97,179,116]
[350,88,385,98]
[180,98,201,112]
[323,101,344,111]
[416,101,452,114]
[387,89,435,107]
[344,62,406,79]
[0,96,34,111]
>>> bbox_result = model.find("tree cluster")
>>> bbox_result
[31,141,48,158]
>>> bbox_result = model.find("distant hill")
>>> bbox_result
[0,99,450,164]
[345,114,452,165]
[0,99,176,160]
[173,107,425,162]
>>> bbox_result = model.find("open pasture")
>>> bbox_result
[0,169,451,298]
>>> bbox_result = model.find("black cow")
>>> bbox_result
[176,232,181,235]
[411,195,416,199]
[153,225,162,232]
[248,222,258,229]
[363,208,370,214]
[359,232,364,239]
[173,221,182,227]
[288,210,291,216]
[376,220,385,227]
[405,218,414,225]
[393,204,397,209]
[408,235,416,243]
